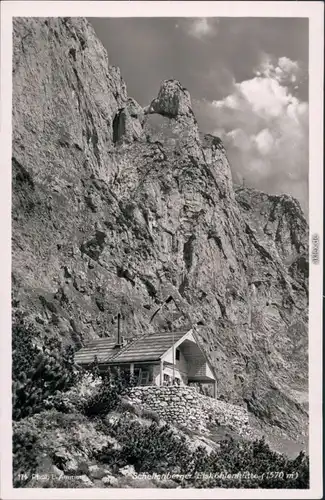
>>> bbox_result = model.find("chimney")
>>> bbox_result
[115,313,122,348]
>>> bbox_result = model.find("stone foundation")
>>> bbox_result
[127,386,251,436]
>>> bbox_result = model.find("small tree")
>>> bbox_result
[12,311,80,420]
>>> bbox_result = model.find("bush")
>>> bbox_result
[96,415,309,488]
[141,407,160,424]
[12,422,39,487]
[81,368,136,418]
[118,397,142,417]
[96,415,199,475]
[12,408,112,487]
[12,311,81,421]
[13,404,309,490]
[43,372,102,413]
[190,437,310,489]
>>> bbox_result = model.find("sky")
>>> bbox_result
[89,17,309,213]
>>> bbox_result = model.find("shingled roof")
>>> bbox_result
[74,337,118,365]
[75,329,190,366]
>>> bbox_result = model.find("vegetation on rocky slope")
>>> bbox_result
[12,327,309,489]
[12,311,80,420]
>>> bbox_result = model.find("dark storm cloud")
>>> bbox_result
[88,17,309,213]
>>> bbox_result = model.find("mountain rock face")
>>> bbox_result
[12,18,309,445]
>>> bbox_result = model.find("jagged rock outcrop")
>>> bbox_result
[12,17,308,446]
[145,80,193,118]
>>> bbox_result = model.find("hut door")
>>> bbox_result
[139,369,149,385]
[134,367,150,385]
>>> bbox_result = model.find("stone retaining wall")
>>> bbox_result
[127,386,251,436]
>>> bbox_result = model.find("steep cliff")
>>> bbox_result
[12,17,308,445]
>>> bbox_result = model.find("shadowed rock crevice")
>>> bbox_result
[13,157,34,189]
[112,109,123,144]
[183,234,196,272]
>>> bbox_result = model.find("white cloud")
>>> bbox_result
[186,18,218,39]
[254,128,274,155]
[197,55,308,212]
[231,77,292,117]
[255,54,303,89]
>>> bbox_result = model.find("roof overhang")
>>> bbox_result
[160,329,194,361]
[77,359,161,368]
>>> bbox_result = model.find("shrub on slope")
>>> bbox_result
[96,414,309,488]
[12,311,80,420]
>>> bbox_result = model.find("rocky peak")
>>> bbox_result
[145,79,193,119]
[142,79,202,161]
[112,79,195,145]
